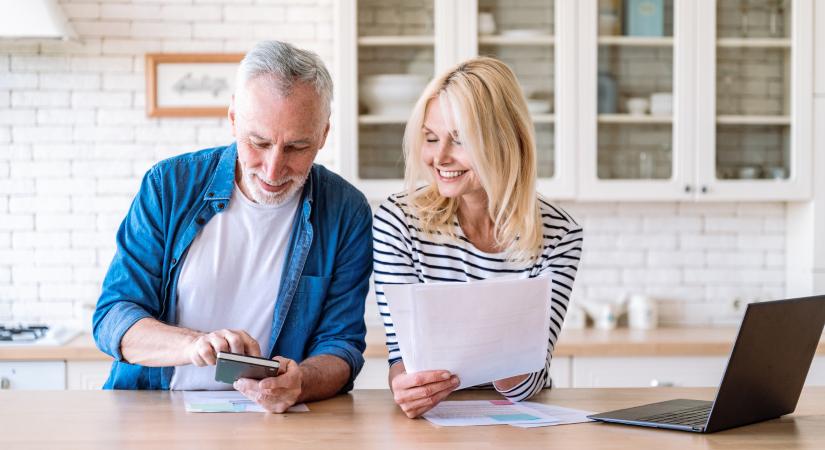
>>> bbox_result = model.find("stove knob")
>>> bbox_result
[0,377,10,390]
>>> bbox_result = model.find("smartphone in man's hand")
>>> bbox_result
[214,351,280,384]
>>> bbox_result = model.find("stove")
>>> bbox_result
[0,324,80,346]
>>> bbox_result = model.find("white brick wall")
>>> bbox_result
[0,0,335,328]
[563,201,787,326]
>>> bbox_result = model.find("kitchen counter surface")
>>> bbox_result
[2,387,825,449]
[2,327,823,362]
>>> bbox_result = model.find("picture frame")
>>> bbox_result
[145,53,244,118]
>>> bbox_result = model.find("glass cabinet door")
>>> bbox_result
[473,0,576,199]
[357,0,435,181]
[696,0,811,200]
[716,0,791,182]
[579,0,692,200]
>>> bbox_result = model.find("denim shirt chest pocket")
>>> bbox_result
[290,275,332,335]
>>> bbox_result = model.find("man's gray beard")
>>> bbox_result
[243,168,309,206]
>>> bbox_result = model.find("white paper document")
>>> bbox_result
[384,276,552,389]
[423,400,593,427]
[183,391,310,413]
[508,402,594,428]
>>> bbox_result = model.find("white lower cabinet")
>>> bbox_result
[354,357,389,389]
[572,357,728,388]
[354,356,573,390]
[66,361,112,390]
[571,356,825,388]
[806,357,825,386]
[549,356,572,388]
[0,361,66,390]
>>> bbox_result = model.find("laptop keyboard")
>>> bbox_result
[638,404,711,426]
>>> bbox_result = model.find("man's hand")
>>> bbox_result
[184,329,262,367]
[390,369,459,418]
[234,356,302,413]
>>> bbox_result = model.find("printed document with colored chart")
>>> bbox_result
[383,275,552,389]
[423,400,593,427]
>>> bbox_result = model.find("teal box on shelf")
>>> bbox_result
[625,0,665,37]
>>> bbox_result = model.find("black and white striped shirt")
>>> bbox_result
[372,192,583,402]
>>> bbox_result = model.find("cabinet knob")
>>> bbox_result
[701,185,708,194]
[0,377,10,390]
[684,184,692,193]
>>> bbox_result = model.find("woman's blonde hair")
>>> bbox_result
[403,56,543,261]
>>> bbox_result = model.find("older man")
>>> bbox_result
[93,41,372,412]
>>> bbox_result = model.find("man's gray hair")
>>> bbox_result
[236,40,333,115]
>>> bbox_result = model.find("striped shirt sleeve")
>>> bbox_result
[494,218,584,402]
[372,197,421,367]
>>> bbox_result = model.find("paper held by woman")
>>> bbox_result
[383,275,552,390]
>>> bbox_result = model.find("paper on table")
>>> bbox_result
[423,400,560,427]
[183,391,310,413]
[384,275,552,389]
[508,402,594,428]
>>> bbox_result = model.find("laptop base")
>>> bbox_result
[588,399,711,433]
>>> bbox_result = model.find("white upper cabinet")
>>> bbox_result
[470,0,577,199]
[334,0,812,202]
[578,0,695,200]
[695,0,812,200]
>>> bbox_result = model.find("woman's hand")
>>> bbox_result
[389,363,460,418]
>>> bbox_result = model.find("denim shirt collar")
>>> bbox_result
[204,142,315,205]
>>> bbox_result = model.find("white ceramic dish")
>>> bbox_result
[359,74,428,116]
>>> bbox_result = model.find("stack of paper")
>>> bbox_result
[383,276,553,389]
[422,400,593,428]
[183,391,309,413]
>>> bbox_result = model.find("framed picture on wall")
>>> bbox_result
[145,53,244,117]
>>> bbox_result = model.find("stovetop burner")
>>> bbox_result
[0,325,51,342]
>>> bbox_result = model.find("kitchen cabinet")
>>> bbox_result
[572,356,728,387]
[0,361,65,390]
[353,356,572,389]
[0,360,110,390]
[335,0,575,201]
[334,0,813,202]
[66,361,111,390]
[579,0,812,200]
[572,355,825,388]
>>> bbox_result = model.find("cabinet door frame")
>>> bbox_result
[694,0,813,201]
[577,0,696,201]
[450,0,578,200]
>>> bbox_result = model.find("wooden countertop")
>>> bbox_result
[2,327,823,362]
[2,387,824,449]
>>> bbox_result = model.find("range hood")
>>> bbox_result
[0,0,76,40]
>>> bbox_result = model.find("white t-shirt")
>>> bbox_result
[170,184,300,391]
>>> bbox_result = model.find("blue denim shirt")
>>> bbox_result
[92,143,372,391]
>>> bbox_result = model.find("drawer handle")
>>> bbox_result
[650,379,675,387]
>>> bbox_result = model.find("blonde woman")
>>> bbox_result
[373,57,584,419]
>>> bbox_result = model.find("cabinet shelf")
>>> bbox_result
[479,35,555,46]
[358,114,409,125]
[716,38,791,49]
[598,114,673,124]
[357,35,434,47]
[597,36,674,47]
[716,115,791,125]
[360,114,555,125]
[532,114,555,123]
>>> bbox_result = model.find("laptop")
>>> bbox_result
[587,295,825,433]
